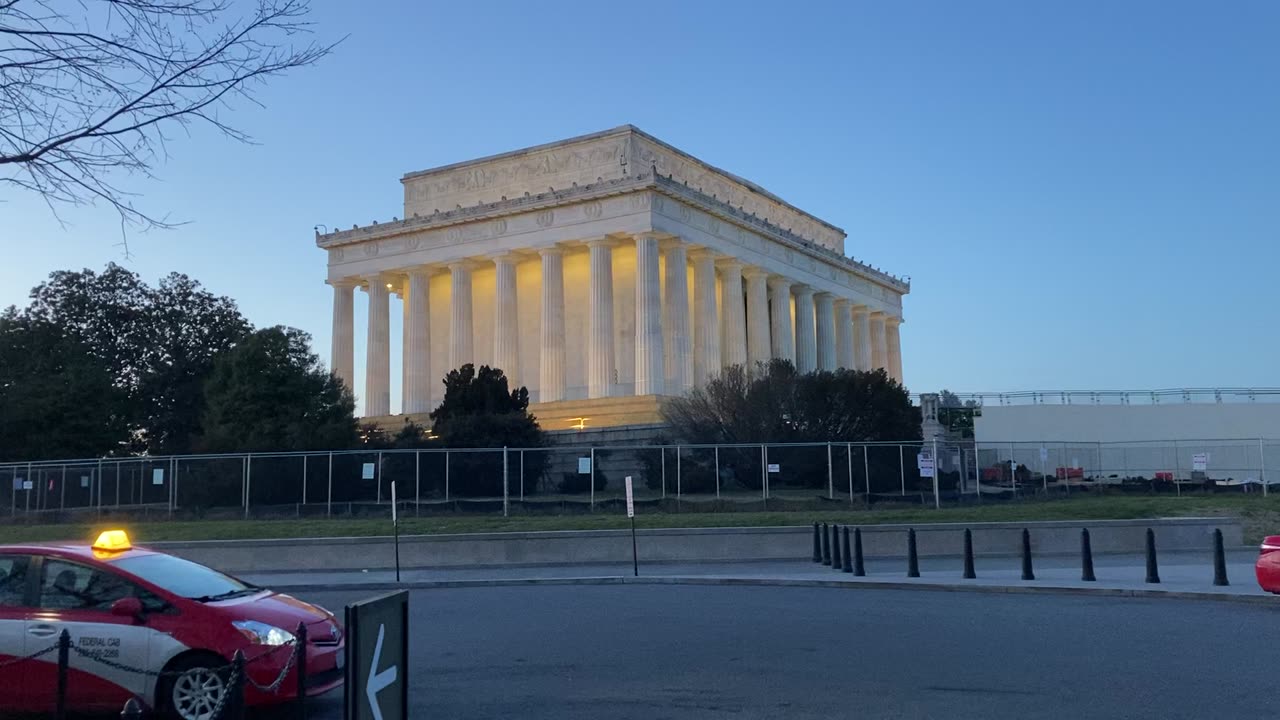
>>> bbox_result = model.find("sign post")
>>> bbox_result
[345,591,408,720]
[391,481,400,583]
[625,475,637,577]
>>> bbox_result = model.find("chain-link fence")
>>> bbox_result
[3,439,1277,520]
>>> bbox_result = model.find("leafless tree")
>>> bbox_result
[1,0,334,240]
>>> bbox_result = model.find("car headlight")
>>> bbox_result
[232,620,294,646]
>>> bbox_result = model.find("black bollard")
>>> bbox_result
[821,523,831,565]
[831,524,842,571]
[120,698,143,720]
[963,528,976,579]
[854,527,866,576]
[907,528,920,578]
[1145,528,1160,584]
[56,628,70,720]
[1213,528,1229,586]
[842,526,853,573]
[228,650,247,720]
[295,621,308,719]
[1020,528,1035,581]
[812,523,822,563]
[1081,528,1096,582]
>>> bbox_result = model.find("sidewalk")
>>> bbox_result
[243,549,1276,603]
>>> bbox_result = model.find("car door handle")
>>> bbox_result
[28,624,58,638]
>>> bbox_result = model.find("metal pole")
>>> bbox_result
[503,446,510,517]
[445,451,450,502]
[827,442,833,499]
[244,454,252,520]
[1009,442,1016,497]
[714,446,720,499]
[115,461,120,508]
[1261,438,1268,497]
[377,451,383,504]
[172,458,180,513]
[59,464,66,510]
[899,445,905,496]
[590,447,596,509]
[932,437,941,509]
[327,452,333,517]
[520,450,525,501]
[302,455,309,506]
[96,458,103,513]
[760,444,767,502]
[660,447,666,499]
[414,451,420,512]
[1173,440,1181,497]
[675,446,681,498]
[863,444,871,503]
[846,443,854,505]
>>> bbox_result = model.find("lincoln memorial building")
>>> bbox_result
[317,126,909,429]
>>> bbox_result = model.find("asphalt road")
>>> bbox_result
[296,584,1275,720]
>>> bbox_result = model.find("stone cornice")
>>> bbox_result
[317,169,909,296]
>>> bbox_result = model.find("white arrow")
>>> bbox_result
[366,624,397,720]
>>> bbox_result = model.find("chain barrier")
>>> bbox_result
[203,659,240,720]
[243,639,302,694]
[68,638,300,686]
[0,641,60,669]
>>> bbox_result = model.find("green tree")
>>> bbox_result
[19,264,251,453]
[938,388,982,440]
[0,313,126,461]
[200,326,356,452]
[428,365,545,496]
[661,361,921,491]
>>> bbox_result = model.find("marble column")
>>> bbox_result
[719,261,747,369]
[448,262,473,373]
[886,316,903,384]
[634,233,664,395]
[833,300,853,370]
[587,238,616,398]
[691,250,721,383]
[744,268,771,369]
[852,305,872,371]
[869,311,888,372]
[815,292,836,371]
[402,269,431,414]
[768,277,795,362]
[539,248,566,402]
[492,254,519,383]
[662,240,692,393]
[794,286,817,373]
[330,281,355,392]
[363,277,391,417]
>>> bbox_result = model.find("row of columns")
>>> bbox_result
[331,235,903,416]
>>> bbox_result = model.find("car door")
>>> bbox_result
[26,557,153,712]
[0,553,35,712]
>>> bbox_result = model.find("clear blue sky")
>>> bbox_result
[5,0,1277,402]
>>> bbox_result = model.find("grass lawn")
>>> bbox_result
[3,494,1277,545]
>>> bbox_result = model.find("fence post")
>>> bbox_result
[56,628,70,720]
[846,443,854,505]
[376,451,383,504]
[899,445,905,496]
[590,447,596,510]
[96,458,103,513]
[714,446,721,499]
[327,452,333,518]
[661,447,666,499]
[302,455,308,507]
[503,446,510,518]
[244,454,252,520]
[675,446,681,499]
[60,464,67,511]
[932,438,941,508]
[445,451,450,503]
[862,445,871,504]
[520,450,525,501]
[1260,438,1268,497]
[115,461,121,508]
[414,451,420,515]
[826,442,833,499]
[1172,440,1181,497]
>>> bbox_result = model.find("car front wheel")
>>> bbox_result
[161,654,231,720]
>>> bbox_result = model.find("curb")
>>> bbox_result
[271,574,1280,606]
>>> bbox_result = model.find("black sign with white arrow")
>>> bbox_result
[345,590,409,720]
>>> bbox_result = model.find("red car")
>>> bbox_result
[0,530,343,719]
[1255,535,1280,593]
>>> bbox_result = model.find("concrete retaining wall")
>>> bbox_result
[149,518,1243,574]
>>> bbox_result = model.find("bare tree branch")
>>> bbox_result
[0,0,336,239]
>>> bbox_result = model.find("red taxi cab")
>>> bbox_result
[0,531,343,719]
[1256,534,1280,593]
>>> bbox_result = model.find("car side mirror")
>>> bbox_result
[111,596,143,620]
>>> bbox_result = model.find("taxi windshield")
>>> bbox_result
[112,553,257,601]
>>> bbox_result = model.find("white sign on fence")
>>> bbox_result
[22,480,32,490]
[624,476,634,518]
[766,463,780,474]
[916,453,928,470]
[361,462,375,480]
[80,476,90,488]
[1192,453,1209,472]
[151,468,164,485]
[919,457,936,478]
[1039,447,1049,463]
[578,457,592,475]
[12,477,22,490]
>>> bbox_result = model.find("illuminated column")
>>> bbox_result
[402,269,431,414]
[448,262,474,373]
[492,253,519,383]
[815,292,836,371]
[852,305,872,371]
[834,299,853,370]
[539,248,566,402]
[587,238,616,398]
[869,311,887,372]
[886,316,903,383]
[362,276,391,417]
[744,268,771,368]
[329,281,355,392]
[794,286,816,373]
[663,240,691,393]
[768,277,794,362]
[719,260,747,369]
[691,249,721,384]
[634,233,664,395]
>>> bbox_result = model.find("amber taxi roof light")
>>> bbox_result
[92,529,132,553]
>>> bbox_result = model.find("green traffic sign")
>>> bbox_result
[345,590,409,720]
